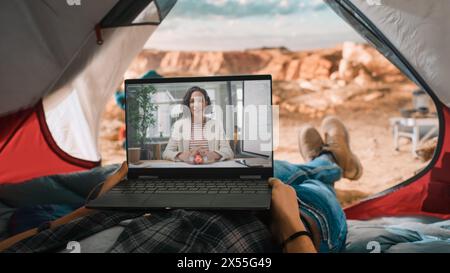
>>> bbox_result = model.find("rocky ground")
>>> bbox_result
[100,42,437,207]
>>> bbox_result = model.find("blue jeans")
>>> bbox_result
[274,154,347,252]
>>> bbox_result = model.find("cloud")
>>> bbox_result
[169,0,327,18]
[146,0,364,51]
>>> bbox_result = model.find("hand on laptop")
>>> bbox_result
[268,178,306,244]
[268,178,316,253]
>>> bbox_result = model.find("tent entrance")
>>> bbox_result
[326,0,449,219]
[100,0,176,28]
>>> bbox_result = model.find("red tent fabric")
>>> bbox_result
[345,106,450,220]
[0,0,174,185]
[0,101,100,185]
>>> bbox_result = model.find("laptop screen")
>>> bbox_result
[126,76,273,169]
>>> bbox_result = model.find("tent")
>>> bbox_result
[0,0,448,220]
[0,0,176,184]
[325,0,450,220]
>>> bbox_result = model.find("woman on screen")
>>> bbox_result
[162,86,234,163]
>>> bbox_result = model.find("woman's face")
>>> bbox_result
[189,91,206,119]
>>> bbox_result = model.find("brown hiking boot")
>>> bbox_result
[298,125,324,162]
[320,116,363,180]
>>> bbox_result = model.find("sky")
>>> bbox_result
[145,0,364,51]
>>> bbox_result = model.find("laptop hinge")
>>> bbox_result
[239,175,262,180]
[139,175,159,179]
[127,175,159,179]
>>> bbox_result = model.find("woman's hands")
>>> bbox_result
[176,149,222,163]
[176,151,195,162]
[197,148,221,162]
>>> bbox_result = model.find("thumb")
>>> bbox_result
[268,177,280,187]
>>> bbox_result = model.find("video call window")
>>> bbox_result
[126,80,272,168]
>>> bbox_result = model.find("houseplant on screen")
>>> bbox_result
[128,84,158,163]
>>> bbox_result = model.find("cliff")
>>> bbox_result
[126,42,405,84]
[122,42,410,117]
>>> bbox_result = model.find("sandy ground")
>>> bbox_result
[273,83,434,206]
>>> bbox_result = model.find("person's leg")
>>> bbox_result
[274,119,362,252]
[274,153,346,253]
[0,202,16,240]
[0,164,119,207]
[275,153,341,188]
[321,116,363,180]
[277,116,363,185]
[274,123,342,188]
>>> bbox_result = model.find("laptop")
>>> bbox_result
[87,75,273,210]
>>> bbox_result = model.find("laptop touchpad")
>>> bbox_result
[143,194,214,208]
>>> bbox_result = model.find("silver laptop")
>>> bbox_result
[87,75,273,210]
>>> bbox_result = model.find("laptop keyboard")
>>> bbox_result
[110,179,270,194]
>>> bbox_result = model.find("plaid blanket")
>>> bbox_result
[4,210,279,253]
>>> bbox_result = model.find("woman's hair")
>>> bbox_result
[183,86,211,107]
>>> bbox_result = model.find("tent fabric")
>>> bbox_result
[0,101,100,185]
[0,0,175,116]
[43,24,158,161]
[344,93,450,221]
[155,0,178,20]
[323,0,450,221]
[345,0,450,107]
[0,0,119,116]
[0,0,176,183]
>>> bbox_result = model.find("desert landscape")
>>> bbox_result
[99,42,437,207]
